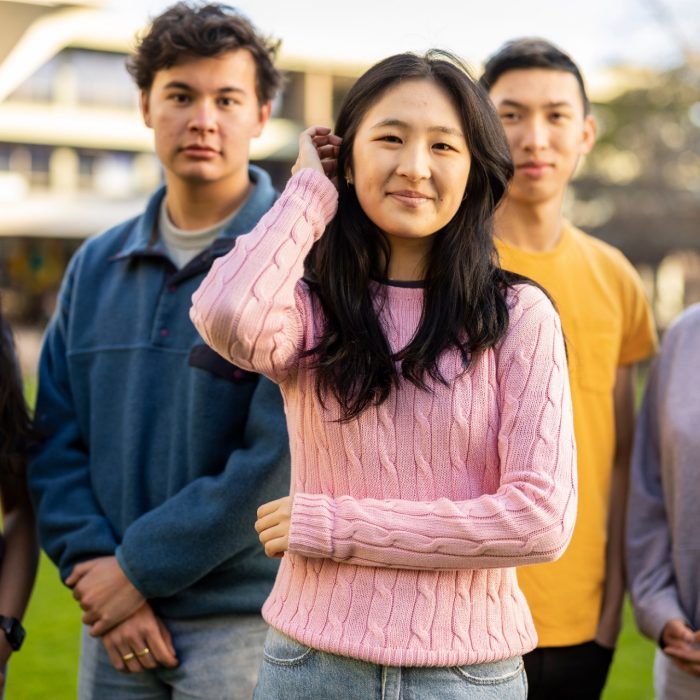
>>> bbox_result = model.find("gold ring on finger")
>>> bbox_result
[122,652,136,662]
[135,647,151,657]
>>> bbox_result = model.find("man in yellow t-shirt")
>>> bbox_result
[481,39,657,699]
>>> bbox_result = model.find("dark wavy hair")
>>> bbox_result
[304,50,523,420]
[126,2,282,104]
[0,306,33,475]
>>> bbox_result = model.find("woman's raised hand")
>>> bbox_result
[291,126,343,186]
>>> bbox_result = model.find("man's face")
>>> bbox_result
[141,49,270,191]
[488,68,595,206]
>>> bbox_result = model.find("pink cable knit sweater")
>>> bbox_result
[190,169,577,667]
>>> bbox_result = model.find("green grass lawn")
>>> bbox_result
[8,553,656,699]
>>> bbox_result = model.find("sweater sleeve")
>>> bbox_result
[288,288,578,570]
[190,169,338,382]
[626,339,685,643]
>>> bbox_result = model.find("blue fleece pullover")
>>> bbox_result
[29,166,289,618]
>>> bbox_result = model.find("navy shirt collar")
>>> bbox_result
[112,165,277,262]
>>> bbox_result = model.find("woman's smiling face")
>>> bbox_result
[350,78,472,245]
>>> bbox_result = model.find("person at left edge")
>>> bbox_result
[27,4,288,699]
[0,305,39,698]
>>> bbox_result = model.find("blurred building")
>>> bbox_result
[572,63,700,324]
[0,0,363,323]
[2,1,698,331]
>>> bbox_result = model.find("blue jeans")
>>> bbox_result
[254,627,527,699]
[79,613,268,700]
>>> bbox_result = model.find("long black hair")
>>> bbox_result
[0,301,33,475]
[305,50,521,420]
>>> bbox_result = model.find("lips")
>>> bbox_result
[517,161,553,178]
[180,144,220,159]
[387,190,432,207]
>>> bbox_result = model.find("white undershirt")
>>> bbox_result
[158,198,241,268]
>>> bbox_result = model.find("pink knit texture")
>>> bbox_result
[190,168,577,666]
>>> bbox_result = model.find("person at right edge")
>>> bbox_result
[480,38,657,699]
[627,303,700,699]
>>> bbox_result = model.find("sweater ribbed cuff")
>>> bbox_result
[289,492,336,559]
[639,593,688,646]
[287,168,338,228]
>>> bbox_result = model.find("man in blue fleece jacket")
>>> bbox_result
[28,4,288,698]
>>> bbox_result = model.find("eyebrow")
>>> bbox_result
[369,118,464,138]
[163,81,246,95]
[496,99,575,110]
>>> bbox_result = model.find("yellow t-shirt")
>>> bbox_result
[496,221,657,647]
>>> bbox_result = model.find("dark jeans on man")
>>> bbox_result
[524,641,614,700]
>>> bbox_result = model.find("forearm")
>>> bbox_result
[597,454,628,643]
[29,457,117,580]
[598,364,636,646]
[0,507,39,619]
[290,482,576,570]
[118,377,288,598]
[190,169,337,379]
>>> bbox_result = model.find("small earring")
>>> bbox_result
[345,171,353,186]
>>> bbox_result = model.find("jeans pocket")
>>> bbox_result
[262,627,316,667]
[451,656,525,686]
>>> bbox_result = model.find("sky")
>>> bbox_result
[107,0,700,77]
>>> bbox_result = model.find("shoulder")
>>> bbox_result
[242,165,279,217]
[495,284,565,374]
[670,302,700,328]
[568,224,639,277]
[506,283,558,329]
[68,190,160,271]
[63,218,138,288]
[83,216,141,254]
[663,303,700,349]
[646,304,700,386]
[568,225,650,311]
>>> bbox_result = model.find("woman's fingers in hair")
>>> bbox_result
[291,128,324,176]
[312,129,342,178]
[291,126,342,183]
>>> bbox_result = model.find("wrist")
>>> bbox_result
[0,636,11,664]
[0,616,25,651]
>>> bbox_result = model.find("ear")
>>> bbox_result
[580,114,597,155]
[140,90,152,129]
[253,100,272,137]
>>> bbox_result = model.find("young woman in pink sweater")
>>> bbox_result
[191,51,576,699]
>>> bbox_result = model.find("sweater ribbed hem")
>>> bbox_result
[261,556,539,667]
[262,612,538,667]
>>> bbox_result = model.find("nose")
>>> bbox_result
[188,99,217,134]
[521,115,549,153]
[395,142,431,181]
